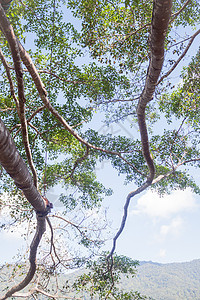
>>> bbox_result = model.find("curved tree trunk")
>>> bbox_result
[0,118,48,299]
[0,118,45,211]
[109,0,172,259]
[137,0,172,183]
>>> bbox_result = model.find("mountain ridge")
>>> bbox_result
[1,258,200,299]
[128,258,200,299]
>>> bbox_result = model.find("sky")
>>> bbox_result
[0,4,200,266]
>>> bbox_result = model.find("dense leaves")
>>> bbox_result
[73,253,148,299]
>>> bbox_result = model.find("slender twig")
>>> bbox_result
[28,105,46,122]
[0,107,15,112]
[170,0,191,23]
[0,47,19,112]
[13,288,83,299]
[158,29,200,85]
[167,35,191,49]
[96,96,139,105]
[52,214,95,241]
[37,69,82,84]
[169,117,187,170]
[182,157,200,164]
[117,23,151,44]
[65,146,89,180]
[46,216,62,266]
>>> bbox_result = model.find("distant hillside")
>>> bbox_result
[123,259,200,299]
[1,259,200,299]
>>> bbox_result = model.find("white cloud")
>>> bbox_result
[160,216,183,237]
[131,189,197,218]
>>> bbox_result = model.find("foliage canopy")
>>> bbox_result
[0,0,199,298]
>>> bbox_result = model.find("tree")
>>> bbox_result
[0,0,199,298]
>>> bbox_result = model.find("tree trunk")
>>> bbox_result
[0,117,45,211]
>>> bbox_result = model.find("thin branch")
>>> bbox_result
[169,117,187,170]
[65,146,89,180]
[182,157,200,164]
[0,47,19,112]
[71,107,93,128]
[0,215,46,300]
[167,35,191,50]
[52,214,95,242]
[158,29,200,85]
[28,105,46,122]
[170,0,191,23]
[13,288,83,299]
[37,69,82,84]
[28,122,47,139]
[107,180,151,261]
[0,107,15,112]
[46,216,62,265]
[96,96,139,105]
[117,23,151,44]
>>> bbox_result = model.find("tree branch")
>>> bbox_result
[157,29,200,85]
[108,0,172,262]
[0,5,38,187]
[13,288,83,300]
[0,215,46,300]
[28,105,46,122]
[170,0,191,23]
[107,181,151,261]
[0,47,19,112]
[0,118,49,299]
[117,23,151,44]
[65,146,90,180]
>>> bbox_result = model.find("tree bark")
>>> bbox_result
[0,118,48,299]
[137,0,172,183]
[109,0,172,259]
[0,118,45,212]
